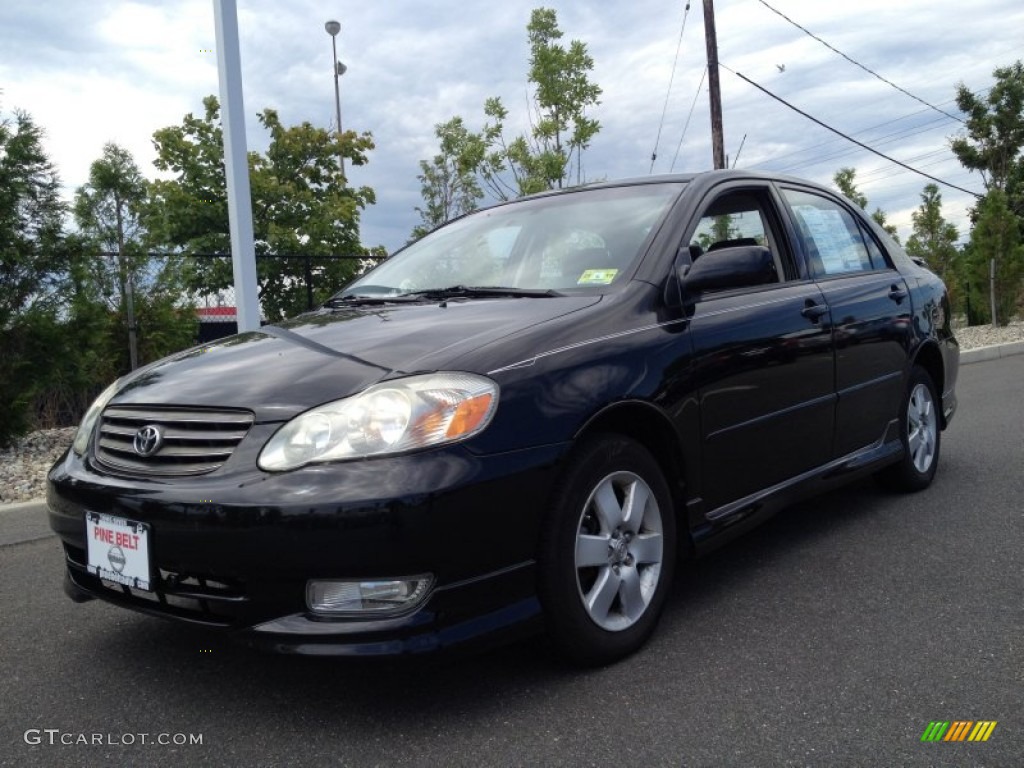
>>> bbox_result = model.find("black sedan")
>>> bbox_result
[48,170,958,665]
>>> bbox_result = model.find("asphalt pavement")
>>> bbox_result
[1,354,1021,767]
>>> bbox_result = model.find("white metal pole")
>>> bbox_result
[331,34,345,177]
[213,0,260,332]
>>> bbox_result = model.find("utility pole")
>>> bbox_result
[989,258,998,326]
[114,196,138,370]
[702,0,726,170]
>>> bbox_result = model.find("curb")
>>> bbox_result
[1,340,1021,515]
[960,339,1024,366]
[0,499,53,547]
[0,499,48,515]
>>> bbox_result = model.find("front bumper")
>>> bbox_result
[48,441,566,655]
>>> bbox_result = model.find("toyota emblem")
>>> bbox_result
[133,425,164,457]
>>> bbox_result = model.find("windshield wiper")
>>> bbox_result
[325,285,563,307]
[410,285,564,299]
[323,293,426,307]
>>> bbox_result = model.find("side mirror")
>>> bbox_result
[680,245,777,294]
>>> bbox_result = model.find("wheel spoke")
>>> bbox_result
[576,534,610,568]
[909,391,921,418]
[621,481,650,534]
[618,566,645,622]
[585,567,620,624]
[908,427,923,455]
[629,532,663,565]
[592,480,623,532]
[906,383,937,473]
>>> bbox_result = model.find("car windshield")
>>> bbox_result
[337,183,685,300]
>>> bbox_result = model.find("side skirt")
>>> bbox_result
[688,419,903,552]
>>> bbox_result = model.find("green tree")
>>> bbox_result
[963,189,1024,325]
[906,184,960,283]
[411,117,486,240]
[12,238,123,433]
[869,209,899,241]
[833,167,900,242]
[951,61,1024,243]
[75,143,197,371]
[473,7,602,201]
[833,167,868,209]
[0,109,65,330]
[951,61,1024,194]
[147,96,379,321]
[0,107,67,444]
[521,7,602,189]
[76,143,144,369]
[950,63,1024,323]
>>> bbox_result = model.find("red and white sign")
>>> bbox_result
[86,513,151,590]
[196,306,237,323]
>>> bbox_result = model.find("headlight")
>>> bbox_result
[72,379,121,456]
[258,372,499,471]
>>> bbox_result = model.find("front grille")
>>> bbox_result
[64,544,249,627]
[95,405,254,476]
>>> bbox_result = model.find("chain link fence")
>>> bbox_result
[113,251,387,346]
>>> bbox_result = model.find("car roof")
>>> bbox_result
[428,169,843,240]
[518,169,834,200]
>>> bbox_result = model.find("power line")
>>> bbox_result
[780,129,947,173]
[724,64,982,198]
[756,112,954,171]
[778,117,954,173]
[748,90,988,171]
[782,147,953,181]
[755,0,964,124]
[670,66,708,172]
[868,154,956,177]
[650,2,693,173]
[858,161,979,190]
[861,172,983,204]
[855,149,956,181]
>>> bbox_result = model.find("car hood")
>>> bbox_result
[109,296,600,420]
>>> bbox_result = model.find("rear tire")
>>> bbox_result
[877,366,941,492]
[538,434,677,666]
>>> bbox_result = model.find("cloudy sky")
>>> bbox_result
[1,0,1021,253]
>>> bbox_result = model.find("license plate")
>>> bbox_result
[86,512,152,591]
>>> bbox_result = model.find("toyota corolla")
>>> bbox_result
[48,170,958,665]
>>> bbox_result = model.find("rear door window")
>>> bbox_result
[781,189,880,278]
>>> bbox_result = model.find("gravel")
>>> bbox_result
[0,427,75,505]
[2,322,1022,507]
[952,319,1024,351]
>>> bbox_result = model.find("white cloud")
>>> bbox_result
[1,0,1021,250]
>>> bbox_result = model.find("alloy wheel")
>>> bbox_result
[573,471,665,632]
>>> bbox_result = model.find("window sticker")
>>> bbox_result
[577,269,618,285]
[792,205,869,274]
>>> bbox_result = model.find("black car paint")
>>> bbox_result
[47,170,959,655]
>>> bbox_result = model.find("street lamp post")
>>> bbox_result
[324,20,346,178]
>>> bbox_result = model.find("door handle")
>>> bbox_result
[888,285,908,303]
[801,300,829,321]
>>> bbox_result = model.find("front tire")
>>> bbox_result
[539,435,677,666]
[877,366,941,492]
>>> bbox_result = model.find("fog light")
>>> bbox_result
[306,576,433,616]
